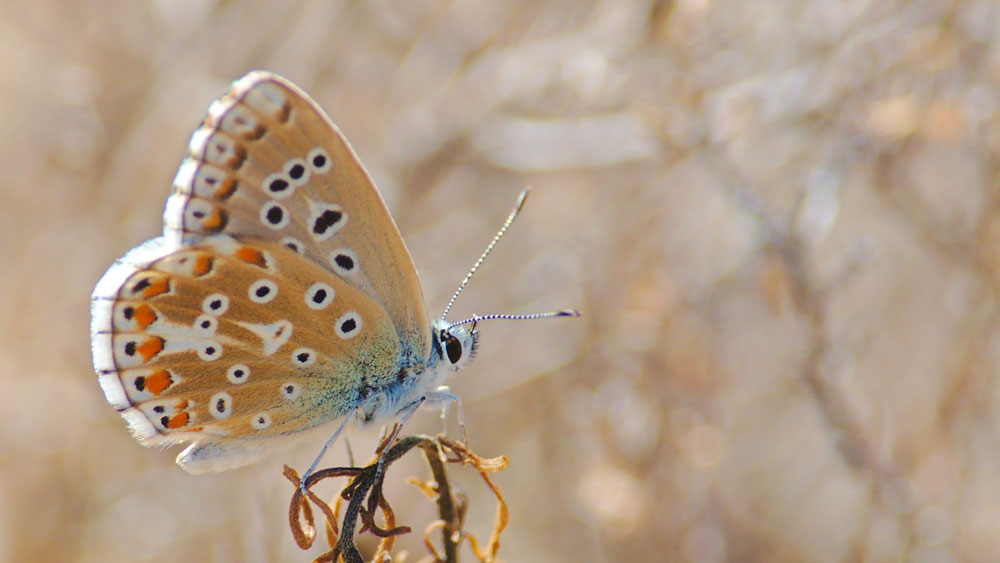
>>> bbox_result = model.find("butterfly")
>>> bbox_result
[90,71,577,481]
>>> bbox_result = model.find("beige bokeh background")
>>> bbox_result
[3,0,1000,561]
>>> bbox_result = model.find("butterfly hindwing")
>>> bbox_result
[164,72,431,365]
[91,235,400,468]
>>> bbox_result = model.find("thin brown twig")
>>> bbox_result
[286,434,509,562]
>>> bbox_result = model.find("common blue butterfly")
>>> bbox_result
[90,71,576,483]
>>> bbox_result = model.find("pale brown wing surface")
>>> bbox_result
[163,72,431,365]
[91,235,400,471]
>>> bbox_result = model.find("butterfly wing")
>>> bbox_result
[92,236,401,472]
[164,71,431,365]
[92,72,433,471]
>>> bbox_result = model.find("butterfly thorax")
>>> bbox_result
[355,320,477,425]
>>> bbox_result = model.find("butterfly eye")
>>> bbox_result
[444,334,463,364]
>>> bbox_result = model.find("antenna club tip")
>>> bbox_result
[515,187,531,210]
[558,309,581,318]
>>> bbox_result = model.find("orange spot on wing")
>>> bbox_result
[137,336,165,362]
[191,254,214,277]
[214,177,237,199]
[132,304,157,330]
[144,369,172,395]
[234,246,267,268]
[200,208,228,232]
[166,412,190,429]
[174,399,189,410]
[141,277,170,299]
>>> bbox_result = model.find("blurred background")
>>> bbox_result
[2,0,999,561]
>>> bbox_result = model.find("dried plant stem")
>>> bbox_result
[285,434,508,562]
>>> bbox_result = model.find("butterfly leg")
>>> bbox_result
[371,396,426,484]
[300,413,354,496]
[424,390,467,446]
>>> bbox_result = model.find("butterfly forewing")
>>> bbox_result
[165,72,430,362]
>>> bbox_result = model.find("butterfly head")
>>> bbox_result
[432,319,479,371]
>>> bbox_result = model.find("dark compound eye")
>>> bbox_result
[445,335,462,364]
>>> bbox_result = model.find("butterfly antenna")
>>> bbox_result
[441,188,532,321]
[447,309,580,332]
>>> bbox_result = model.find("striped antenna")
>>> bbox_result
[447,309,580,332]
[441,188,531,321]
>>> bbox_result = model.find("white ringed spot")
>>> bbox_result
[193,314,218,335]
[248,279,278,303]
[291,347,316,367]
[197,342,223,361]
[335,312,362,339]
[284,158,310,186]
[308,202,346,241]
[280,382,302,400]
[281,237,305,254]
[260,201,289,230]
[209,392,233,419]
[328,248,359,276]
[262,171,294,199]
[307,147,332,174]
[250,412,272,430]
[202,293,229,315]
[227,364,250,384]
[304,282,334,310]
